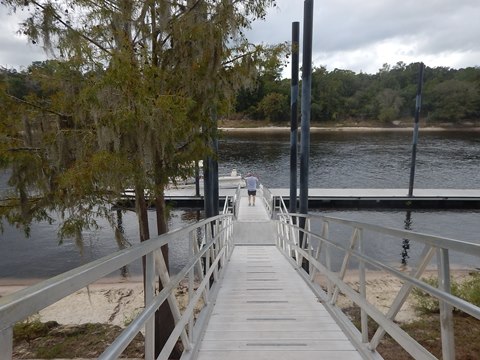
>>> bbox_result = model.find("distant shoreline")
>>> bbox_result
[220,126,480,133]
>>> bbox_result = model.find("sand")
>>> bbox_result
[0,279,145,328]
[1,269,475,327]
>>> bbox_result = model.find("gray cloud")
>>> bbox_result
[0,7,46,69]
[1,1,479,74]
[249,0,480,73]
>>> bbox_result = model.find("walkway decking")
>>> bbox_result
[233,189,276,245]
[236,190,270,222]
[195,192,362,359]
[195,247,362,359]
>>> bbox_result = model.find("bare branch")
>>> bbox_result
[222,49,257,67]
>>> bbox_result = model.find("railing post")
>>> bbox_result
[307,218,313,275]
[0,326,13,360]
[212,221,219,282]
[144,251,155,359]
[220,219,226,267]
[287,220,292,255]
[284,220,289,250]
[437,248,455,360]
[188,231,195,341]
[225,217,231,258]
[311,220,328,282]
[358,229,368,343]
[296,227,303,267]
[276,220,281,248]
[205,224,211,295]
[331,228,359,304]
[154,249,191,351]
[193,231,209,304]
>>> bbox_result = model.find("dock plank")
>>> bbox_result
[236,189,270,222]
[195,246,362,360]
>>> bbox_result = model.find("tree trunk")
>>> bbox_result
[154,182,181,358]
[134,183,150,292]
[134,184,150,242]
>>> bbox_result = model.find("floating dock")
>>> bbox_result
[118,188,480,209]
[166,188,480,209]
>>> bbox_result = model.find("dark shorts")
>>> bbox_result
[248,190,257,196]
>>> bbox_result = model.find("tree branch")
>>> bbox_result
[222,49,257,67]
[30,0,113,56]
[4,92,72,119]
[7,147,42,152]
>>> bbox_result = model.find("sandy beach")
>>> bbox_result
[0,279,146,328]
[1,268,475,327]
[219,125,480,133]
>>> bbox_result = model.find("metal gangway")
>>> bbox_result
[1,186,480,359]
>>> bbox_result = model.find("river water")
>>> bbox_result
[1,130,479,280]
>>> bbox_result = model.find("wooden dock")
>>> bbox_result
[194,191,362,359]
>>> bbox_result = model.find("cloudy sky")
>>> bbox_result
[1,0,479,75]
[249,0,480,75]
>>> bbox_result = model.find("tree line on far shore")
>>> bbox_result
[235,61,480,124]
[3,60,480,127]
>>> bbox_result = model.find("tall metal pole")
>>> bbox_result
[203,155,213,218]
[212,135,219,216]
[195,161,200,197]
[204,109,220,218]
[289,22,300,214]
[299,0,314,248]
[408,62,425,197]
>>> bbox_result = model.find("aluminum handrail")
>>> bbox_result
[233,184,242,218]
[0,214,234,360]
[276,195,290,220]
[222,195,230,214]
[260,184,273,218]
[284,212,480,257]
[275,211,480,360]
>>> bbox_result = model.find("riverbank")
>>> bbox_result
[218,118,480,133]
[220,125,480,133]
[6,269,479,359]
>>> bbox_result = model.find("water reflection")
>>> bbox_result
[0,208,202,280]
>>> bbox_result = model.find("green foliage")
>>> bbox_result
[234,61,480,124]
[257,92,289,122]
[412,273,480,314]
[1,0,285,241]
[14,321,143,359]
[14,317,57,344]
[459,272,480,306]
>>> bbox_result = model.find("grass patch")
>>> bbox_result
[13,321,144,359]
[382,314,480,359]
[412,273,480,314]
[344,307,480,359]
[343,273,480,359]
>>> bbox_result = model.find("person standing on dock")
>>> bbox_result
[245,173,259,206]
